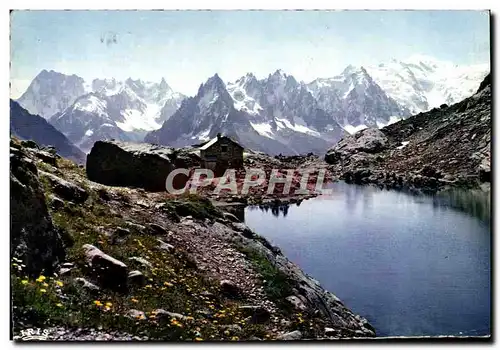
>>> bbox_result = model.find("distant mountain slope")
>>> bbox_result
[307,65,409,131]
[325,72,491,192]
[49,92,136,153]
[10,100,86,163]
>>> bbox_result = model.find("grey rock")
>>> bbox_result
[20,139,39,149]
[125,309,146,320]
[81,244,128,290]
[59,267,73,276]
[231,222,255,238]
[286,296,307,311]
[86,140,198,191]
[147,223,168,236]
[324,327,338,337]
[110,227,130,244]
[325,128,388,164]
[220,279,242,298]
[153,309,188,322]
[248,336,262,341]
[238,305,271,324]
[34,149,59,166]
[115,227,131,237]
[10,147,66,276]
[96,188,110,201]
[223,212,240,222]
[49,195,65,210]
[128,256,152,269]
[74,277,100,291]
[39,171,88,203]
[218,324,242,332]
[479,156,490,182]
[127,270,146,286]
[157,239,174,252]
[277,330,302,340]
[125,221,146,232]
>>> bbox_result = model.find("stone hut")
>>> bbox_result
[199,134,244,175]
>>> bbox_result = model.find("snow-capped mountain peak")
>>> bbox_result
[159,77,170,91]
[17,70,86,119]
[72,93,108,117]
[200,73,226,93]
[366,56,489,114]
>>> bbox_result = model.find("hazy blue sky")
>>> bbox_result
[10,10,490,97]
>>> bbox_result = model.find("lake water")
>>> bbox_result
[244,182,491,337]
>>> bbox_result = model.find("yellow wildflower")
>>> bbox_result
[56,303,63,308]
[42,282,49,288]
[36,275,46,282]
[231,336,239,341]
[39,289,47,293]
[105,302,112,307]
[94,300,103,306]
[194,337,203,341]
[56,281,64,287]
[21,280,28,285]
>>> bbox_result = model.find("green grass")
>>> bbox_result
[235,245,294,311]
[164,193,222,220]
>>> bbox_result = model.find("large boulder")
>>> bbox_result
[238,305,271,324]
[325,128,388,164]
[10,142,66,276]
[39,171,88,203]
[81,244,128,291]
[86,140,200,192]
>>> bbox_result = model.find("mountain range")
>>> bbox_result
[15,56,488,155]
[18,71,185,152]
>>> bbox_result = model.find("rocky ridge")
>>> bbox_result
[324,73,491,194]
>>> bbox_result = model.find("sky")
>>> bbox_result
[10,10,490,98]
